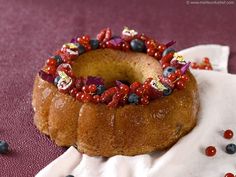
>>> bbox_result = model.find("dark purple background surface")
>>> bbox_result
[0,0,235,176]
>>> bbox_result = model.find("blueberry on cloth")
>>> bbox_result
[65,175,74,177]
[0,140,9,154]
[130,39,146,52]
[226,143,236,154]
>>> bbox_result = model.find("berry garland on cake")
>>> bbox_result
[39,27,191,108]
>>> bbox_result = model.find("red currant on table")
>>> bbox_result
[205,146,217,157]
[224,129,234,139]
[191,62,199,69]
[224,173,235,177]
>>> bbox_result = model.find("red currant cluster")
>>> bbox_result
[191,57,213,70]
[204,129,236,177]
[39,27,191,108]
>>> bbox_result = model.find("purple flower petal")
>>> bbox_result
[181,62,191,74]
[108,37,123,46]
[38,70,55,83]
[86,76,104,85]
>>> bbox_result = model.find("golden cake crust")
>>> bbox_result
[32,49,199,157]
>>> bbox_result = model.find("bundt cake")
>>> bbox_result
[32,27,199,157]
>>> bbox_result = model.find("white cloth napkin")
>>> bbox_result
[36,44,235,177]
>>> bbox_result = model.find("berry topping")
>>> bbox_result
[226,143,236,154]
[39,27,191,107]
[130,39,146,52]
[224,173,235,177]
[205,146,216,157]
[224,129,234,139]
[0,140,9,154]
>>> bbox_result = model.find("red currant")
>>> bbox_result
[130,82,141,92]
[119,84,130,95]
[175,69,182,77]
[140,97,149,105]
[46,65,57,75]
[46,58,57,66]
[136,87,144,97]
[162,63,170,69]
[153,52,162,60]
[88,84,97,93]
[204,65,213,70]
[161,52,174,64]
[175,80,186,90]
[82,35,90,42]
[82,85,90,93]
[70,88,78,97]
[157,44,166,53]
[147,48,155,56]
[224,173,235,177]
[205,146,217,157]
[92,95,101,104]
[168,73,177,82]
[181,75,189,82]
[76,92,83,101]
[224,129,234,139]
[203,57,210,64]
[81,93,92,103]
[191,62,199,69]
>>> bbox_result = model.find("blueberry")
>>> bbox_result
[162,48,176,57]
[89,39,99,50]
[74,43,85,54]
[53,55,63,65]
[163,85,173,96]
[0,140,9,154]
[128,93,139,104]
[96,85,106,95]
[54,76,61,86]
[65,175,74,177]
[226,143,236,154]
[163,66,176,77]
[130,39,146,52]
